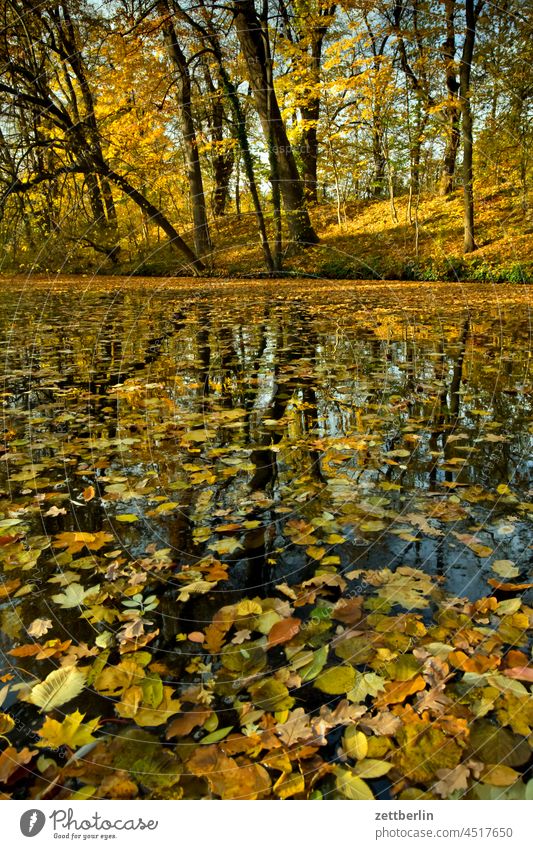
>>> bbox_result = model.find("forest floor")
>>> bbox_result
[213,184,533,283]
[8,182,533,282]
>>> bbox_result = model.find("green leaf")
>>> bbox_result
[200,726,233,744]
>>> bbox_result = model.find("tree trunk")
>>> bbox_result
[212,150,234,217]
[100,165,204,272]
[202,64,235,218]
[440,0,461,196]
[299,103,320,203]
[233,0,318,245]
[460,0,484,253]
[371,124,387,197]
[462,99,476,252]
[440,106,461,195]
[157,0,211,260]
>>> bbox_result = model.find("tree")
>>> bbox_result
[156,0,211,259]
[277,0,336,203]
[232,0,318,245]
[0,0,204,270]
[460,0,485,252]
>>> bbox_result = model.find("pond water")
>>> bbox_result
[0,277,532,800]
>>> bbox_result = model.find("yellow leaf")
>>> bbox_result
[481,764,520,786]
[353,758,392,779]
[0,713,15,735]
[335,767,374,799]
[207,537,243,556]
[315,666,356,695]
[343,727,368,761]
[37,710,100,750]
[274,771,305,798]
[28,667,86,713]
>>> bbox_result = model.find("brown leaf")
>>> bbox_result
[0,747,36,784]
[267,617,301,648]
[275,708,314,746]
[27,618,53,639]
[188,745,270,799]
[502,666,533,682]
[433,763,470,798]
[166,709,212,739]
[332,597,363,625]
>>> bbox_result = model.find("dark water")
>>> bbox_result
[1,278,533,652]
[0,277,531,752]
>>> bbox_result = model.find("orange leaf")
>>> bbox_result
[188,631,205,643]
[448,651,500,674]
[503,650,528,668]
[0,578,21,600]
[375,675,426,707]
[83,485,95,502]
[268,617,301,648]
[166,709,212,739]
[488,578,533,591]
[0,747,36,784]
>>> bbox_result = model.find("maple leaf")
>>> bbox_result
[37,710,101,750]
[51,583,100,609]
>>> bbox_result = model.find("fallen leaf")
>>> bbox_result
[267,617,301,648]
[37,710,100,750]
[27,618,53,638]
[28,666,86,712]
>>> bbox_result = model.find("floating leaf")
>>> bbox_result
[37,710,100,750]
[28,667,86,712]
[314,666,356,695]
[177,580,216,602]
[481,764,520,787]
[27,618,53,638]
[207,537,243,556]
[335,767,374,800]
[51,583,100,609]
[0,746,36,783]
[267,617,301,647]
[352,759,392,779]
[0,713,15,735]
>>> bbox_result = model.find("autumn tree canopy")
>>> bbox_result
[0,0,531,271]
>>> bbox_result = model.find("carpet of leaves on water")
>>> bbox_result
[0,278,532,800]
